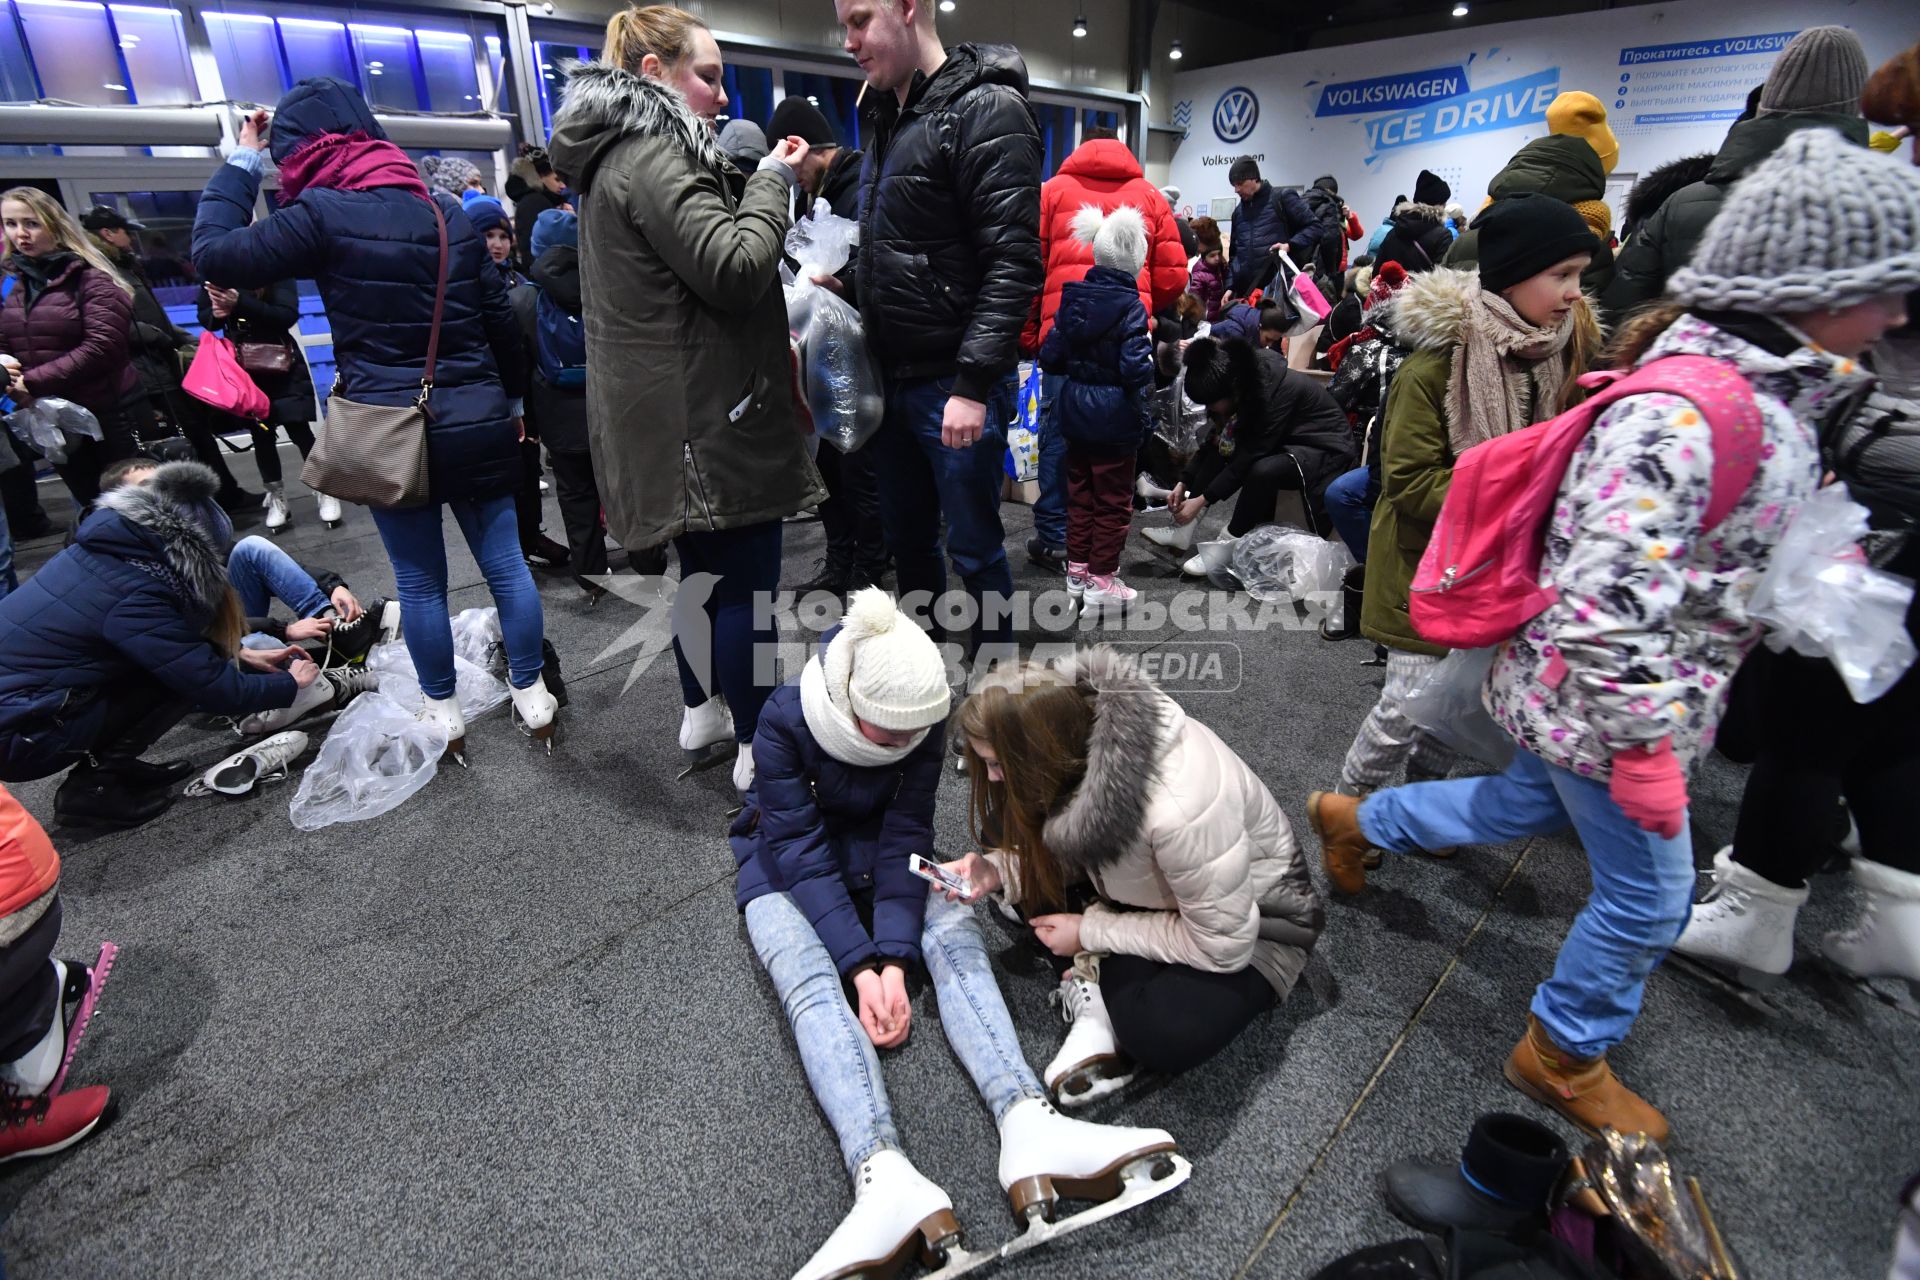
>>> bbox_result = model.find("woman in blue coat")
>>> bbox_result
[191,78,553,763]
[732,588,1175,1280]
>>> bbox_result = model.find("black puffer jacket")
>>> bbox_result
[508,245,589,455]
[856,43,1042,403]
[195,276,317,428]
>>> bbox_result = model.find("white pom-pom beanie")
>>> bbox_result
[829,588,951,731]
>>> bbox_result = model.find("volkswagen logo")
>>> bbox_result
[1213,87,1258,143]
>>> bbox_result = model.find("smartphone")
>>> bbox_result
[908,854,972,899]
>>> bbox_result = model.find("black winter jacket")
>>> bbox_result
[508,245,589,455]
[856,44,1042,403]
[1184,340,1354,506]
[1228,181,1285,295]
[195,276,317,428]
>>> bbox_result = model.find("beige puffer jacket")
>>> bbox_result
[995,648,1323,997]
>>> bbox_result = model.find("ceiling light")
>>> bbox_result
[368,60,384,69]
[1072,13,1087,37]
[1451,2,1468,14]
[938,0,955,10]
[1169,39,1183,61]
[102,82,128,91]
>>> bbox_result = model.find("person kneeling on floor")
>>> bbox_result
[0,461,318,830]
[734,590,1182,1280]
[952,645,1324,1098]
[226,535,393,668]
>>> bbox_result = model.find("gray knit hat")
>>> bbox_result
[1669,128,1920,315]
[1759,26,1869,117]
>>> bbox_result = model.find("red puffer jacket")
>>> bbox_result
[0,784,58,923]
[1021,139,1187,352]
[0,254,138,416]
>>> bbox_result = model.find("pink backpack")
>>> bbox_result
[181,332,268,421]
[1408,355,1763,651]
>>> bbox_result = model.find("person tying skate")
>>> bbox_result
[947,646,1323,1106]
[1037,205,1157,619]
[733,589,1188,1280]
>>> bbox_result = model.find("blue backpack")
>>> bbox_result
[534,292,586,390]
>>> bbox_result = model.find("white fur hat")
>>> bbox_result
[830,588,951,731]
[1072,204,1149,276]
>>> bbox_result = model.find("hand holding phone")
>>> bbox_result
[909,853,972,901]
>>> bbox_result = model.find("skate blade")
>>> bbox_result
[991,1152,1192,1268]
[50,941,117,1096]
[1666,952,1782,1009]
[676,742,738,781]
[1051,1063,1138,1109]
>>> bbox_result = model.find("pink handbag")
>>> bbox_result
[181,332,269,421]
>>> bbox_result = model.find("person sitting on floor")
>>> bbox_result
[226,536,393,667]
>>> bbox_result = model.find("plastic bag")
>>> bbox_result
[1155,369,1213,458]
[1750,482,1918,703]
[365,635,509,723]
[450,606,504,672]
[1231,524,1354,603]
[784,202,860,279]
[4,397,101,465]
[1196,537,1243,591]
[782,206,883,454]
[288,691,442,831]
[1004,425,1039,483]
[1402,646,1514,768]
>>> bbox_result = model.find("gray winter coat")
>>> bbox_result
[549,63,824,550]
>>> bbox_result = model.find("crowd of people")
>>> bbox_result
[0,1,1917,1274]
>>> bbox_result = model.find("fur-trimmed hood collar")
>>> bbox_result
[1623,153,1713,238]
[84,461,231,619]
[548,60,727,195]
[1383,266,1483,353]
[1040,647,1184,872]
[1389,200,1447,228]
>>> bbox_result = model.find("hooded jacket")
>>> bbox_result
[195,276,316,428]
[1487,313,1845,779]
[1444,136,1616,294]
[856,44,1043,403]
[1600,112,1871,324]
[0,252,139,417]
[990,647,1322,997]
[549,62,825,550]
[1181,341,1355,508]
[508,245,589,455]
[1620,153,1714,244]
[97,243,192,405]
[1373,201,1453,277]
[1023,139,1187,350]
[0,462,297,780]
[1189,254,1228,321]
[192,76,528,505]
[1037,265,1154,448]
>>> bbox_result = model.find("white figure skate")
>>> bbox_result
[315,491,344,528]
[676,695,737,780]
[183,731,310,798]
[790,1148,982,1280]
[1043,974,1136,1108]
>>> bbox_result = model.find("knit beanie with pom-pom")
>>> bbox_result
[831,588,951,732]
[1072,204,1150,277]
[1669,127,1920,315]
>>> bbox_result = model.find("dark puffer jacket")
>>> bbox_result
[191,77,527,504]
[1228,180,1300,295]
[0,462,296,781]
[508,245,588,455]
[1037,265,1154,449]
[1183,340,1354,508]
[1374,201,1452,276]
[0,253,139,417]
[732,628,945,977]
[856,43,1043,403]
[100,246,192,406]
[195,276,317,428]
[1600,112,1870,324]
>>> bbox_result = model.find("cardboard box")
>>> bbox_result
[1002,476,1041,505]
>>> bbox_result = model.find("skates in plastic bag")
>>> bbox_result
[4,397,102,465]
[1749,482,1917,702]
[1230,523,1353,604]
[1401,646,1514,769]
[287,692,445,831]
[783,205,884,454]
[1154,368,1213,460]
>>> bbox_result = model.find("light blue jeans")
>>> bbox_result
[1359,747,1695,1060]
[744,890,1046,1180]
[229,535,330,620]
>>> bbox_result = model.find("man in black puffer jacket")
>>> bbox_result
[835,0,1041,660]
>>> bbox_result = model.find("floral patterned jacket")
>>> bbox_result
[1485,314,1870,780]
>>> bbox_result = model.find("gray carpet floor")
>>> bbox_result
[0,446,1912,1279]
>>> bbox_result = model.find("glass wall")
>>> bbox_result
[533,39,594,135]
[719,64,776,132]
[1083,107,1120,140]
[199,7,502,114]
[1034,102,1076,178]
[203,12,285,106]
[783,71,863,151]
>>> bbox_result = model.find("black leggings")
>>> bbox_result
[1226,451,1311,536]
[250,419,317,486]
[0,895,61,1062]
[1733,646,1920,887]
[545,446,608,581]
[1099,952,1275,1075]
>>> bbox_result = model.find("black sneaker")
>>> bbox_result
[54,768,172,831]
[1027,538,1067,571]
[523,535,572,570]
[92,756,194,788]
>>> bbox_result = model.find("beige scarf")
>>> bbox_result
[1443,291,1585,454]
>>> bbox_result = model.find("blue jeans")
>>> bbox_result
[1359,748,1695,1059]
[1031,371,1068,549]
[872,374,1016,657]
[1325,466,1378,563]
[228,535,329,620]
[370,495,545,697]
[744,890,1046,1180]
[671,520,783,742]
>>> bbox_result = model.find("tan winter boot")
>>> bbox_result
[1503,1014,1668,1143]
[1308,791,1370,895]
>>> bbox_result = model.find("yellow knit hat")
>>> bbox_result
[1571,199,1614,241]
[1547,91,1620,175]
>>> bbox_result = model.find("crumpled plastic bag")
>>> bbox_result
[1155,369,1213,458]
[365,633,509,722]
[1750,483,1918,703]
[782,205,883,453]
[1231,524,1354,604]
[451,606,504,673]
[288,691,442,831]
[1403,646,1514,768]
[1004,424,1039,483]
[1196,537,1242,591]
[4,397,102,465]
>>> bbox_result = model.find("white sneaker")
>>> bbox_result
[419,693,467,766]
[263,482,290,532]
[315,491,343,526]
[510,675,560,753]
[1671,846,1809,986]
[733,740,756,792]
[1044,974,1136,1107]
[1143,524,1196,552]
[1082,572,1137,620]
[997,1096,1177,1219]
[791,1149,961,1280]
[679,695,734,752]
[189,730,310,797]
[1825,858,1920,992]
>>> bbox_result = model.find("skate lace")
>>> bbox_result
[0,1083,50,1130]
[1048,976,1094,1026]
[1692,871,1748,917]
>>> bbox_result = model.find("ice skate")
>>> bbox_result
[1044,974,1136,1108]
[315,491,343,528]
[263,481,291,533]
[790,1148,978,1280]
[184,731,310,799]
[510,676,560,755]
[319,598,397,668]
[1669,847,1807,989]
[1134,472,1171,510]
[1141,522,1196,553]
[419,693,467,768]
[676,695,737,779]
[733,739,756,792]
[238,667,374,736]
[1825,858,1920,1012]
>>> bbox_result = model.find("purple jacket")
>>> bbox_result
[0,255,139,415]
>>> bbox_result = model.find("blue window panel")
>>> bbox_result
[109,4,194,105]
[1034,103,1075,178]
[533,41,593,135]
[0,3,45,101]
[1082,108,1119,139]
[783,72,863,151]
[483,34,506,111]
[719,64,774,130]
[350,23,425,111]
[204,12,285,106]
[14,0,130,105]
[276,16,354,87]
[413,29,479,113]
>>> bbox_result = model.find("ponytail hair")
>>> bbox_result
[602,4,708,76]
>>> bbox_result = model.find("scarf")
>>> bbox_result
[1445,290,1583,454]
[799,654,927,769]
[276,132,432,205]
[4,251,76,307]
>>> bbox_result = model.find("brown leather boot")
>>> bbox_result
[1503,1015,1669,1143]
[1308,791,1370,895]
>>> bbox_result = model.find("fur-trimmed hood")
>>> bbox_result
[1040,647,1180,873]
[1623,152,1713,239]
[1389,200,1448,228]
[548,60,727,196]
[1384,266,1485,353]
[86,462,232,619]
